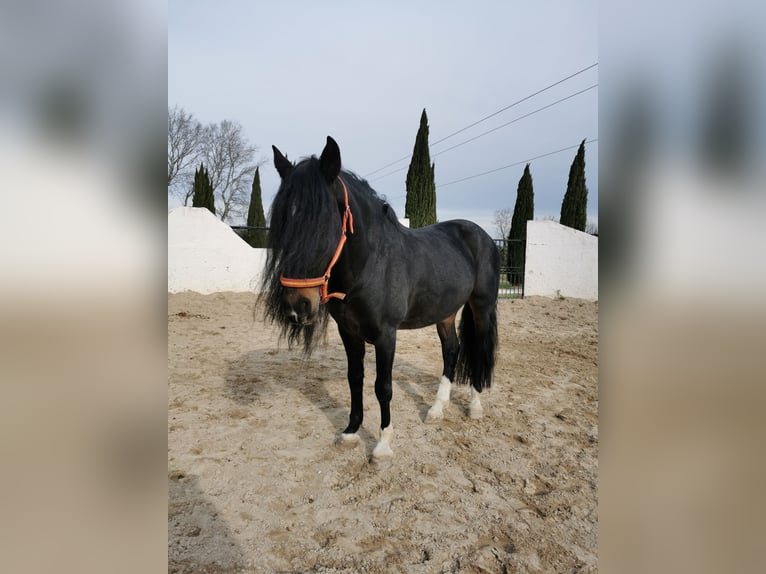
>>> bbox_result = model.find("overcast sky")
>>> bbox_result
[169,1,598,236]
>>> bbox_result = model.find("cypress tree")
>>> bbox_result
[560,140,588,231]
[507,163,534,275]
[405,109,437,228]
[192,162,215,215]
[245,166,267,248]
[204,165,215,215]
[191,164,202,207]
[699,44,748,175]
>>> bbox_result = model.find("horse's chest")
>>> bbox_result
[330,304,382,343]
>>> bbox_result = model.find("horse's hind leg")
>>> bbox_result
[426,313,459,422]
[457,295,499,420]
[468,385,484,419]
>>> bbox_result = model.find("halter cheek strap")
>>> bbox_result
[279,176,354,304]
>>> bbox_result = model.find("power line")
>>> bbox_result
[430,63,598,147]
[369,164,408,183]
[437,138,598,189]
[383,138,598,201]
[363,62,598,178]
[432,84,598,158]
[369,83,597,183]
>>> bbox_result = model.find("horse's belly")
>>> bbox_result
[398,295,466,330]
[398,316,439,330]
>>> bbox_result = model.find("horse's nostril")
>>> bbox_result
[296,297,311,317]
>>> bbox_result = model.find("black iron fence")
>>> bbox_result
[494,238,525,299]
[230,225,269,247]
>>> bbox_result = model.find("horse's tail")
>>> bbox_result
[455,301,498,391]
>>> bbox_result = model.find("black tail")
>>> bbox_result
[455,302,498,391]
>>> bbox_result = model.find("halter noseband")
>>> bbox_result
[279,176,354,304]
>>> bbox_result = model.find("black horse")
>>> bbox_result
[262,137,499,465]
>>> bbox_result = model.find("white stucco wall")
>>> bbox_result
[168,209,597,299]
[524,221,598,300]
[168,207,267,294]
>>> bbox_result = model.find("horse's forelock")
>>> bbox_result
[258,157,337,354]
[265,158,342,279]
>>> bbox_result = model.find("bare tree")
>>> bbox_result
[202,120,262,223]
[168,107,264,220]
[167,105,203,202]
[493,208,513,239]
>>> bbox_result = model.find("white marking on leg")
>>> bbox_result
[371,424,394,462]
[469,387,484,419]
[337,433,361,449]
[436,375,452,402]
[426,376,452,422]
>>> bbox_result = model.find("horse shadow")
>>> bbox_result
[168,471,244,572]
[391,356,443,420]
[224,345,381,450]
[223,342,440,448]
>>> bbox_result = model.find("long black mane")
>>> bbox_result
[343,171,401,229]
[260,157,352,352]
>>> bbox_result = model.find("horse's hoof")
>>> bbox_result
[336,433,361,449]
[425,405,444,422]
[372,443,393,459]
[469,404,484,419]
[371,446,393,469]
[370,426,393,467]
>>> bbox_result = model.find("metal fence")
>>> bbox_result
[495,238,525,299]
[230,225,269,246]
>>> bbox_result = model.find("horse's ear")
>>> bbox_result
[272,145,292,179]
[319,136,341,183]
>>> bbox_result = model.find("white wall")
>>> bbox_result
[168,207,267,294]
[168,209,597,300]
[524,221,598,300]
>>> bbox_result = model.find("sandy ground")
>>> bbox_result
[168,293,598,573]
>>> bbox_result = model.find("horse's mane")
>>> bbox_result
[338,171,401,229]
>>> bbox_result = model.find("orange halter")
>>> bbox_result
[279,176,354,304]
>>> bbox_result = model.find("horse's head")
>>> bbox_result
[260,137,345,353]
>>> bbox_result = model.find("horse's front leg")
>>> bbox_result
[337,326,365,449]
[371,329,396,465]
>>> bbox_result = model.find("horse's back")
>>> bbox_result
[432,219,497,254]
[410,219,499,277]
[390,219,499,329]
[437,219,500,298]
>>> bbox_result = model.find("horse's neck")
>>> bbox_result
[340,194,395,272]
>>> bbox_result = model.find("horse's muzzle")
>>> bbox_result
[283,292,317,325]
